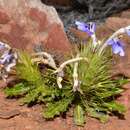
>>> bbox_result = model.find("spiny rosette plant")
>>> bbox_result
[3,22,130,126]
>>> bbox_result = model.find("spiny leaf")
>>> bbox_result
[87,107,109,123]
[103,101,126,114]
[20,85,47,104]
[117,78,129,86]
[79,44,112,92]
[4,83,30,97]
[43,97,73,119]
[96,87,124,98]
[20,88,40,104]
[17,52,42,83]
[74,105,85,126]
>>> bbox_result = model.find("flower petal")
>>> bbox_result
[107,37,125,56]
[106,39,115,45]
[0,50,13,64]
[77,25,88,32]
[111,39,125,56]
[75,21,96,36]
[125,26,130,36]
[126,29,130,36]
[75,21,87,27]
[119,49,125,56]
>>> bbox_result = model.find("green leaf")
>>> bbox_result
[79,43,112,92]
[20,89,40,104]
[43,97,73,119]
[117,78,129,86]
[87,107,109,123]
[103,101,126,114]
[4,83,30,97]
[21,85,44,104]
[96,88,124,98]
[74,105,85,126]
[16,52,42,83]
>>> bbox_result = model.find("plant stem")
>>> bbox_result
[73,54,79,92]
[32,52,57,69]
[54,57,88,74]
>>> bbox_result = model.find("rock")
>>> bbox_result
[69,27,89,40]
[121,9,130,19]
[0,109,20,119]
[105,17,130,31]
[99,17,130,44]
[0,0,71,54]
[117,83,130,107]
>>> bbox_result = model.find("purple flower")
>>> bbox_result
[0,50,12,64]
[75,21,96,36]
[106,38,125,56]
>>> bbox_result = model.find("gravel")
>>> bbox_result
[58,9,105,31]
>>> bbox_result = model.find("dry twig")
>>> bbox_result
[31,52,57,69]
[54,56,88,89]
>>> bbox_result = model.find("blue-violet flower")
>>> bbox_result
[75,21,96,36]
[0,50,12,64]
[106,38,125,56]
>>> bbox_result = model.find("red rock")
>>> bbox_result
[0,0,71,54]
[0,10,10,24]
[96,24,113,40]
[45,24,72,52]
[106,17,130,31]
[121,9,130,19]
[69,27,89,40]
